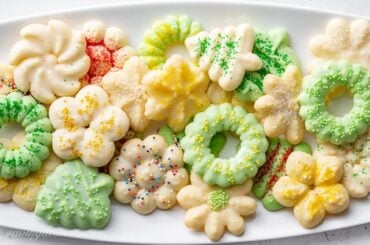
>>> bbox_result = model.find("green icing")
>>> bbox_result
[138,15,202,69]
[300,60,370,145]
[181,103,268,188]
[208,189,229,211]
[0,92,52,179]
[253,138,312,211]
[35,160,114,229]
[235,28,300,102]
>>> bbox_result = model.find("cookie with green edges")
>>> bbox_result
[0,92,52,179]
[181,103,268,188]
[300,60,370,145]
[138,15,202,69]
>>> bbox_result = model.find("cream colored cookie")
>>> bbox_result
[102,57,149,132]
[0,63,15,95]
[315,130,370,198]
[186,23,262,91]
[9,20,90,104]
[143,55,210,132]
[309,18,370,71]
[109,134,188,214]
[272,151,349,228]
[254,65,305,144]
[49,85,129,167]
[177,172,256,241]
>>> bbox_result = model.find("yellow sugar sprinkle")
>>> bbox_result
[78,95,99,115]
[62,107,77,131]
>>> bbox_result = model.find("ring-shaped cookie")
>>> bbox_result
[138,15,202,69]
[300,61,369,145]
[0,92,52,179]
[181,103,268,188]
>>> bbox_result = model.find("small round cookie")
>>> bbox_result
[253,138,311,211]
[109,134,189,215]
[177,171,256,241]
[309,18,370,71]
[255,65,305,144]
[300,60,369,145]
[272,151,349,228]
[143,55,210,132]
[186,23,262,91]
[49,85,130,167]
[235,28,300,102]
[0,92,53,179]
[35,159,114,229]
[181,103,268,188]
[138,15,202,69]
[83,20,135,84]
[102,56,149,132]
[0,63,16,95]
[9,20,90,104]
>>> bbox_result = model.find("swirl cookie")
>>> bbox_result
[144,55,210,132]
[138,15,202,69]
[0,63,16,95]
[109,134,189,214]
[186,23,262,91]
[9,20,90,104]
[83,20,136,84]
[102,57,149,132]
[272,151,349,228]
[309,18,370,71]
[0,153,62,211]
[235,28,300,102]
[49,85,129,167]
[0,92,53,179]
[253,138,312,211]
[35,159,114,229]
[181,103,268,188]
[300,61,369,144]
[254,65,305,144]
[177,172,256,241]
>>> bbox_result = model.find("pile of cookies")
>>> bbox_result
[0,15,369,241]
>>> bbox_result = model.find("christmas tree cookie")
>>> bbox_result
[235,28,300,102]
[35,160,114,229]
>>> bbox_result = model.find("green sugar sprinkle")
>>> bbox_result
[208,189,229,211]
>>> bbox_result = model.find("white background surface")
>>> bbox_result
[0,0,369,244]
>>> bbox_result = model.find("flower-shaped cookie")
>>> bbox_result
[309,18,370,71]
[272,151,350,228]
[186,23,262,91]
[0,63,16,95]
[177,172,256,241]
[314,130,370,198]
[0,152,62,211]
[102,57,149,132]
[144,55,210,132]
[49,85,129,167]
[254,65,304,144]
[109,134,189,215]
[83,20,136,84]
[9,20,90,104]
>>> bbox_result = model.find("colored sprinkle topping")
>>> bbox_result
[208,189,229,211]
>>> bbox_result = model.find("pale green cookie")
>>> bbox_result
[300,60,370,145]
[0,92,52,179]
[181,103,268,188]
[35,160,114,229]
[138,15,202,69]
[235,28,300,102]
